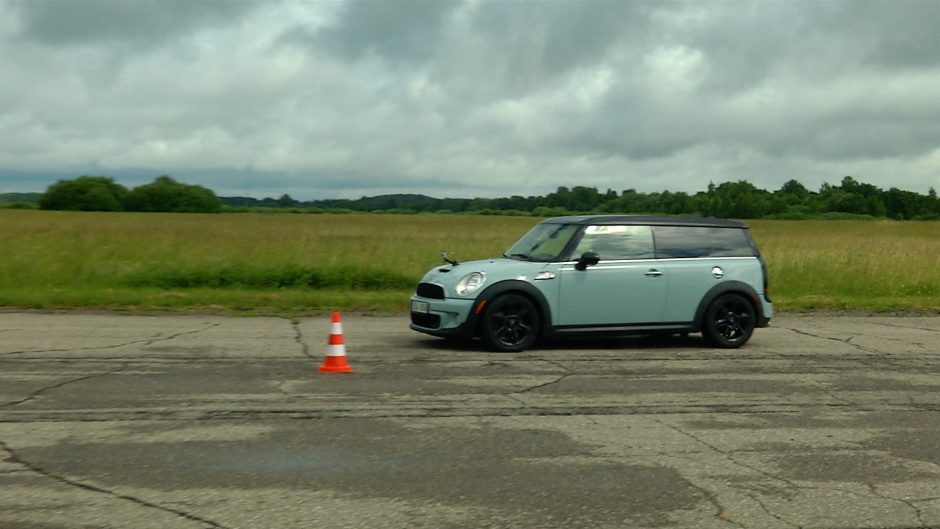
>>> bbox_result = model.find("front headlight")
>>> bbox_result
[455,272,485,296]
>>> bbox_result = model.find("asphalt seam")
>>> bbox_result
[0,322,221,356]
[0,439,232,529]
[866,320,940,334]
[9,352,939,362]
[0,363,129,408]
[8,403,940,423]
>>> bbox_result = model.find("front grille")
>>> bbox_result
[416,283,445,299]
[411,312,441,329]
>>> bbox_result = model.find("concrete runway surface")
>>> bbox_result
[2,311,940,529]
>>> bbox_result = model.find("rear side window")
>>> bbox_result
[653,226,755,258]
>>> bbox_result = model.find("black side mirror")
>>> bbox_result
[575,251,600,271]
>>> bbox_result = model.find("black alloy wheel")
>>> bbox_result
[703,293,756,348]
[480,294,540,352]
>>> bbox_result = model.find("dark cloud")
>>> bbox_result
[467,1,647,78]
[820,1,940,70]
[311,0,459,64]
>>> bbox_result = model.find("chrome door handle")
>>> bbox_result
[645,269,663,277]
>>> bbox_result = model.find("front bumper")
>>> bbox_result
[409,295,477,338]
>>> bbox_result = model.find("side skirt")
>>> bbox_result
[549,322,696,337]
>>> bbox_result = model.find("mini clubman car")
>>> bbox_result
[410,215,773,352]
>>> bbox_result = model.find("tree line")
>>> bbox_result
[22,174,940,220]
[259,176,940,220]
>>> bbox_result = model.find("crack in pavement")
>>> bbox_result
[805,377,858,406]
[866,320,940,335]
[0,323,221,356]
[643,447,744,527]
[1,363,130,408]
[845,334,883,354]
[290,319,315,359]
[513,373,572,394]
[847,332,934,353]
[649,420,804,526]
[744,491,800,528]
[684,477,746,528]
[646,417,932,529]
[0,439,231,529]
[865,482,928,528]
[502,394,529,409]
[664,450,788,528]
[503,359,573,406]
[782,324,940,359]
[778,326,881,354]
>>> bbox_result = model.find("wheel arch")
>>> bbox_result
[468,280,552,338]
[692,281,763,332]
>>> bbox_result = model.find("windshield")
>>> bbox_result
[504,223,580,261]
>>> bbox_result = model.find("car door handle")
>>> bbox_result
[645,269,663,277]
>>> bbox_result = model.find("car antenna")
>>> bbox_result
[441,251,459,266]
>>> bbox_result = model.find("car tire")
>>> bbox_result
[702,293,756,349]
[480,294,540,352]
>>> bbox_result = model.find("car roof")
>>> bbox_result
[540,215,748,229]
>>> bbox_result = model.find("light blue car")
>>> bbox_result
[410,215,773,352]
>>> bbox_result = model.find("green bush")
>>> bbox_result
[38,176,128,211]
[123,176,221,213]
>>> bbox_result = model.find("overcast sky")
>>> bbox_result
[2,0,940,200]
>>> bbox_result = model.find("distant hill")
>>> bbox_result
[0,192,40,203]
[313,193,442,210]
[1,191,442,209]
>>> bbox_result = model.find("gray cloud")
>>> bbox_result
[2,0,940,199]
[10,0,259,46]
[312,0,458,64]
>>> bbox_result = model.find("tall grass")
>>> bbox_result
[749,220,940,311]
[1,210,938,313]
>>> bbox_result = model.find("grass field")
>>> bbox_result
[1,210,938,314]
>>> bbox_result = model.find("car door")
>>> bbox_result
[556,225,667,326]
[652,225,760,322]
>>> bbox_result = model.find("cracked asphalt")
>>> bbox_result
[2,312,940,529]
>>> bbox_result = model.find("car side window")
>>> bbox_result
[572,225,655,260]
[653,226,755,258]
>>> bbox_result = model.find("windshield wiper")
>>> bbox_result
[505,253,537,261]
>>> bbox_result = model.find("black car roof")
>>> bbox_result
[540,215,748,229]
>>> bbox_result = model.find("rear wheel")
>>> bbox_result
[480,294,540,352]
[702,293,755,348]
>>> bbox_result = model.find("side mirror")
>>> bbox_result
[575,251,600,271]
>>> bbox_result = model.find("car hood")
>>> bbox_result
[419,257,553,296]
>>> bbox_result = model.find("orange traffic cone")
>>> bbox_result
[320,311,353,373]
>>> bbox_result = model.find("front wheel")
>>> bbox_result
[702,293,756,348]
[480,294,540,352]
